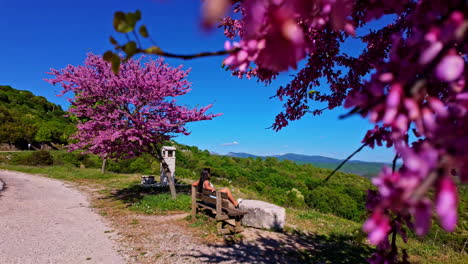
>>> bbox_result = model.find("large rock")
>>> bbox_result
[239,200,285,230]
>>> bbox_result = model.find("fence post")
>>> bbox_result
[191,185,197,219]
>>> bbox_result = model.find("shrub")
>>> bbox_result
[305,186,361,221]
[13,150,54,166]
[284,188,306,208]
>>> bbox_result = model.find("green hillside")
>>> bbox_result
[228,152,394,178]
[1,144,466,253]
[0,85,74,148]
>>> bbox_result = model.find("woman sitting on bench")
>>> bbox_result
[191,168,242,208]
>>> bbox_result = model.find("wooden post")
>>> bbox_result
[216,190,223,234]
[191,185,197,219]
[216,190,222,218]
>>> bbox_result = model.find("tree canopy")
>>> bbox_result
[46,53,220,197]
[105,1,467,262]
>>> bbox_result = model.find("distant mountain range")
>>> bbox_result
[225,152,391,178]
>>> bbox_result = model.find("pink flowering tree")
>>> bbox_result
[46,53,219,198]
[106,1,467,262]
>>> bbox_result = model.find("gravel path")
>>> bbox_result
[0,170,125,264]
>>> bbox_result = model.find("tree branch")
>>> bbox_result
[322,143,367,184]
[142,48,239,60]
[392,154,399,172]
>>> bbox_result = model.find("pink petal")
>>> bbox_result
[436,177,458,231]
[436,55,464,82]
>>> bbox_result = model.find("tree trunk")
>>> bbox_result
[101,158,107,174]
[161,160,177,199]
[152,147,177,199]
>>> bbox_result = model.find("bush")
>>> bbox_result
[13,150,54,166]
[284,188,306,208]
[305,186,361,221]
[51,151,100,168]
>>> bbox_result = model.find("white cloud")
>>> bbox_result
[221,141,239,146]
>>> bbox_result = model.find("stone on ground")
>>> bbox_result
[239,200,285,230]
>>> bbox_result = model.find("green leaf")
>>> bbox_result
[144,46,162,54]
[139,25,149,38]
[109,36,118,45]
[103,51,114,62]
[111,54,121,74]
[125,11,141,29]
[123,41,138,57]
[135,10,141,21]
[113,11,133,33]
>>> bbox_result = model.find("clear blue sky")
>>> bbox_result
[0,0,395,162]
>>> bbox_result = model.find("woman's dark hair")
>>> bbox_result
[197,168,211,193]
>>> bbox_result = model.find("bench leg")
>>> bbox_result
[192,206,198,219]
[217,221,224,234]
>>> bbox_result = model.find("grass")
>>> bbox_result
[288,208,468,264]
[129,193,191,214]
[1,163,466,263]
[0,164,138,189]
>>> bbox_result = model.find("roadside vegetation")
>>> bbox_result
[0,149,466,263]
[0,85,74,148]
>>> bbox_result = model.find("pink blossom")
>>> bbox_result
[435,54,464,82]
[436,177,458,232]
[46,53,220,160]
[363,211,391,245]
[208,0,468,262]
[255,7,306,71]
[412,199,432,236]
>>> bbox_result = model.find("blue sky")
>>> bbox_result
[0,0,395,162]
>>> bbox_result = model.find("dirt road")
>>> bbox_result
[0,170,125,264]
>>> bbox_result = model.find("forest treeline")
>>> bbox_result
[0,85,74,148]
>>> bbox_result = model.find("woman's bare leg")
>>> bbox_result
[218,187,238,207]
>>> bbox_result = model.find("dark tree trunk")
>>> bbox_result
[160,160,177,199]
[101,157,107,174]
[152,146,177,199]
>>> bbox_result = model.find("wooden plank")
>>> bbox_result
[197,193,230,208]
[202,189,227,199]
[191,186,197,218]
[196,202,216,212]
[215,214,229,221]
[216,191,222,217]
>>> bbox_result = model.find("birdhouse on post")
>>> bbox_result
[160,146,176,186]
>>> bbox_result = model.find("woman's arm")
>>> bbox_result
[191,180,199,187]
[203,180,216,192]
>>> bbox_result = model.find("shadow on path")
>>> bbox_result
[189,229,372,264]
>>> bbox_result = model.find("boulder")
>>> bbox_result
[239,200,285,230]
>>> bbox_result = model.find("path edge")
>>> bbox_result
[0,177,5,192]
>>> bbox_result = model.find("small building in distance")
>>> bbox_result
[160,146,176,185]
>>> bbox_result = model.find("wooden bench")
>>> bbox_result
[191,186,247,234]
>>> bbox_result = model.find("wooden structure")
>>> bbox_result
[191,186,247,234]
[160,146,176,186]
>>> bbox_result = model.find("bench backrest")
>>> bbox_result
[192,186,231,208]
[198,189,230,208]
